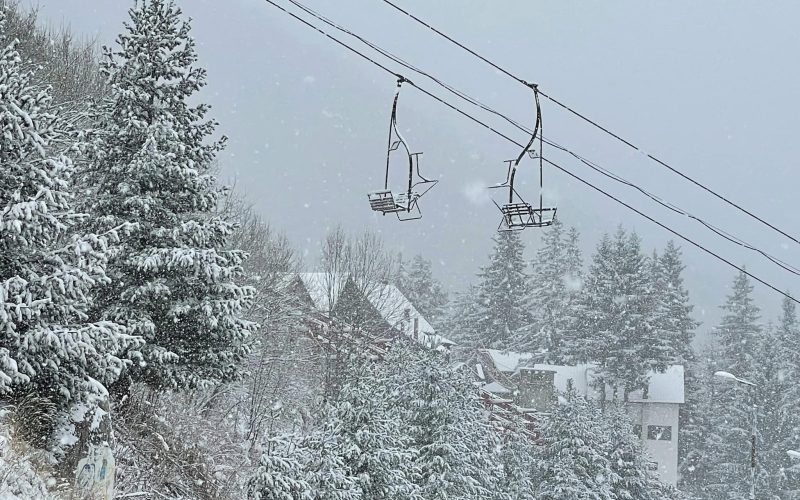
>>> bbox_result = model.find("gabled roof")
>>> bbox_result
[293,272,454,348]
[296,272,345,312]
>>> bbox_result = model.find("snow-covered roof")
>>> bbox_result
[482,349,534,373]
[294,273,454,348]
[531,363,685,405]
[296,272,345,312]
[480,348,683,404]
[481,381,511,394]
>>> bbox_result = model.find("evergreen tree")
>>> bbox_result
[653,241,698,366]
[678,351,717,498]
[498,425,538,500]
[247,435,313,500]
[517,219,583,361]
[473,231,531,348]
[604,403,661,500]
[777,295,800,497]
[441,285,482,357]
[333,358,420,500]
[396,254,448,328]
[385,346,507,499]
[83,0,255,394]
[0,16,139,453]
[302,429,361,500]
[534,383,615,500]
[714,270,761,377]
[564,225,584,290]
[704,271,763,498]
[577,228,667,398]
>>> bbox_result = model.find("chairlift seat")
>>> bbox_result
[368,190,419,214]
[499,203,556,230]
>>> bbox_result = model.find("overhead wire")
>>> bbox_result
[378,0,800,247]
[284,0,800,277]
[260,0,800,305]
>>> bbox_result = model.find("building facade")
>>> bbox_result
[476,349,684,486]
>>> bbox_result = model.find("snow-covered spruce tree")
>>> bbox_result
[516,219,583,361]
[442,285,482,356]
[384,345,508,500]
[473,230,531,348]
[703,270,763,498]
[603,403,662,500]
[332,357,420,500]
[746,324,799,498]
[653,241,698,367]
[82,0,255,394]
[301,429,361,500]
[249,428,360,500]
[714,270,761,378]
[677,349,716,498]
[498,424,538,500]
[246,435,313,500]
[777,295,800,496]
[0,16,140,455]
[576,228,668,399]
[534,383,615,500]
[395,254,448,328]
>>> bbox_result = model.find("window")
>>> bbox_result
[647,425,672,441]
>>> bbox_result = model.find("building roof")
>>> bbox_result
[480,349,684,404]
[481,381,512,394]
[482,349,534,373]
[531,363,685,404]
[296,272,345,312]
[295,272,454,348]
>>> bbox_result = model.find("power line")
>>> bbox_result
[284,0,800,277]
[260,0,800,305]
[378,0,800,248]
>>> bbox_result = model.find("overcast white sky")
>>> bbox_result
[25,0,800,329]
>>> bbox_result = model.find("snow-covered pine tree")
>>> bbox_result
[385,345,507,500]
[778,295,800,373]
[301,429,361,500]
[603,403,661,500]
[653,241,698,366]
[677,350,716,498]
[564,225,584,289]
[395,254,448,328]
[441,285,482,357]
[0,14,140,454]
[747,324,798,498]
[777,295,800,497]
[333,358,420,500]
[518,219,583,362]
[704,270,763,498]
[578,228,668,398]
[534,383,615,500]
[247,435,314,500]
[82,0,255,394]
[473,231,531,348]
[714,270,761,377]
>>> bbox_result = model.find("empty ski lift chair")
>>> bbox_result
[489,84,556,231]
[368,77,437,221]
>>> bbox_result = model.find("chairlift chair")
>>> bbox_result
[489,83,557,232]
[368,77,438,221]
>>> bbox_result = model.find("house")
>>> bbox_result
[476,348,684,487]
[289,273,454,352]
